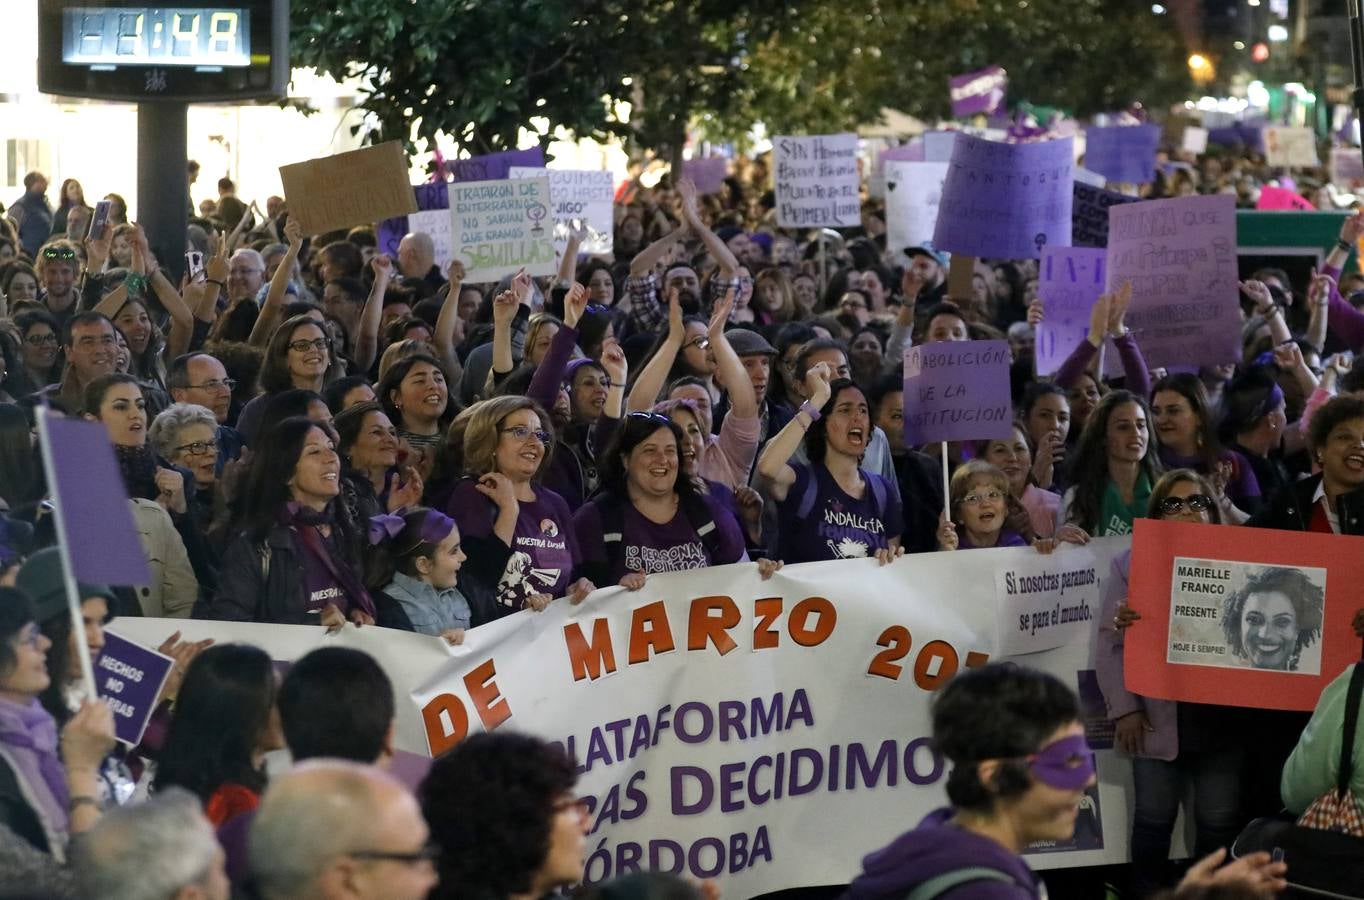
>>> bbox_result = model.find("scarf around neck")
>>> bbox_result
[0,696,69,847]
[278,502,376,619]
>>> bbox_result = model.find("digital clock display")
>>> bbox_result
[62,6,250,69]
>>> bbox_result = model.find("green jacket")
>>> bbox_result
[1282,664,1364,814]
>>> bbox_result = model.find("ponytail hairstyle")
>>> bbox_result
[364,506,457,591]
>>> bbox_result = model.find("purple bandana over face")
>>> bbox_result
[1028,734,1095,790]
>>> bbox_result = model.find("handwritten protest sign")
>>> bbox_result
[279,142,418,235]
[1256,185,1314,211]
[1104,193,1240,370]
[773,133,860,228]
[1126,520,1362,711]
[40,416,150,586]
[902,340,1014,445]
[1331,147,1364,185]
[448,147,545,182]
[933,134,1073,259]
[95,633,174,745]
[1183,127,1209,155]
[884,161,949,257]
[683,157,729,195]
[994,548,1101,657]
[1083,124,1160,184]
[949,65,1007,118]
[1071,183,1138,248]
[1035,247,1106,376]
[449,177,557,282]
[509,167,615,255]
[1263,126,1319,169]
[408,209,455,273]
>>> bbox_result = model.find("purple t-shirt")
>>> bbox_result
[958,528,1029,550]
[776,463,904,564]
[574,491,747,583]
[445,480,579,610]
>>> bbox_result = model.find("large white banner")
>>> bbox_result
[114,539,1138,896]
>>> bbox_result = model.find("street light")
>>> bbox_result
[1188,53,1215,84]
[1267,24,1289,42]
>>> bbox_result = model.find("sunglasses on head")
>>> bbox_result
[1158,494,1213,516]
[41,245,77,261]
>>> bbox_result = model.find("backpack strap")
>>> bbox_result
[868,472,888,520]
[679,490,725,564]
[1336,662,1364,795]
[594,492,628,575]
[903,866,1016,900]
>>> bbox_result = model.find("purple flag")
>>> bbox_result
[1035,248,1106,377]
[1083,125,1160,185]
[1106,194,1240,370]
[949,66,1007,118]
[376,182,453,257]
[933,134,1073,259]
[902,340,1015,445]
[448,148,545,182]
[683,158,729,195]
[40,416,151,586]
[1071,182,1140,248]
[95,633,174,745]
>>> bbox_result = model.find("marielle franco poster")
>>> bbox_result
[1125,519,1362,711]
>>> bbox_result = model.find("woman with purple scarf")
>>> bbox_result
[0,586,115,860]
[204,417,377,628]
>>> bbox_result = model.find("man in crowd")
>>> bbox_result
[249,761,437,900]
[10,171,53,257]
[397,231,446,297]
[37,241,81,325]
[168,352,245,465]
[40,311,117,413]
[73,787,231,900]
[227,248,267,306]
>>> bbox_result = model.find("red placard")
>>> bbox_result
[1125,518,1364,711]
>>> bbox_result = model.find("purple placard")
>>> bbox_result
[1071,182,1139,249]
[376,181,453,257]
[949,65,1007,118]
[933,134,1073,259]
[683,157,729,194]
[1106,194,1240,370]
[902,340,1015,445]
[40,416,151,586]
[1083,124,1160,185]
[95,632,174,745]
[881,141,924,163]
[1036,247,1106,377]
[448,148,545,182]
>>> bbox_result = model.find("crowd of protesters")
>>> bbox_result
[0,134,1360,900]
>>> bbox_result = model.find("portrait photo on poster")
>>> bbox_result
[1166,557,1326,675]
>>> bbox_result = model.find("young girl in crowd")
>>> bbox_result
[369,506,471,643]
[938,460,1089,553]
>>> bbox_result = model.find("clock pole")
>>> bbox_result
[136,101,189,284]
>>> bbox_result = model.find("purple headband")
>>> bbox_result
[1255,382,1286,421]
[368,510,456,549]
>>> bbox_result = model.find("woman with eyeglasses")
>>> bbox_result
[756,363,905,564]
[574,411,752,590]
[83,374,202,616]
[0,586,116,858]
[207,416,376,628]
[1060,390,1162,537]
[149,402,228,550]
[234,314,341,447]
[1096,469,1247,895]
[11,310,61,396]
[441,396,594,620]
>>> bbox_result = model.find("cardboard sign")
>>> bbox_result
[95,632,174,745]
[1330,147,1364,185]
[1263,126,1320,169]
[1083,125,1160,185]
[508,167,615,255]
[683,157,729,195]
[902,340,1014,445]
[1035,247,1106,376]
[279,142,418,235]
[884,161,949,257]
[949,65,1007,118]
[39,416,151,586]
[1256,185,1314,211]
[448,147,545,182]
[933,134,1073,259]
[1105,193,1240,370]
[1183,126,1209,155]
[449,177,557,282]
[1125,519,1363,711]
[773,133,861,228]
[1071,183,1139,249]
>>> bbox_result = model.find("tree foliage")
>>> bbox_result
[289,0,1191,159]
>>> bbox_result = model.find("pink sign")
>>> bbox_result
[1255,185,1314,211]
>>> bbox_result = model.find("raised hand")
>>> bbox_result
[1087,293,1112,346]
[666,287,684,344]
[511,267,533,305]
[599,337,627,386]
[1342,210,1364,245]
[1239,279,1274,315]
[446,259,466,285]
[1271,341,1304,372]
[1026,297,1045,327]
[803,361,833,408]
[1307,267,1335,309]
[205,232,229,284]
[1107,281,1133,335]
[283,217,304,249]
[491,289,519,327]
[563,281,589,328]
[371,254,395,280]
[708,288,736,335]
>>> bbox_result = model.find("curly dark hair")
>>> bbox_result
[1307,395,1364,454]
[1222,566,1325,671]
[420,731,578,900]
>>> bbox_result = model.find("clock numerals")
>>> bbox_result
[209,11,239,55]
[172,13,200,58]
